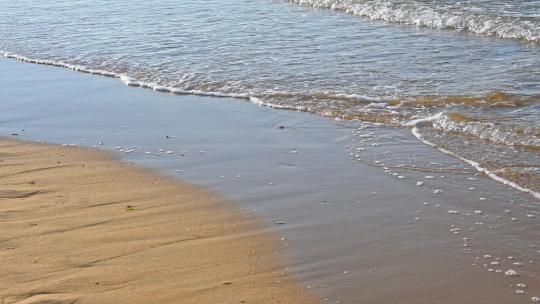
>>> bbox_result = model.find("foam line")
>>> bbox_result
[409,123,540,200]
[288,0,539,43]
[1,50,307,112]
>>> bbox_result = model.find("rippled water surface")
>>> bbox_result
[290,0,540,42]
[0,0,539,196]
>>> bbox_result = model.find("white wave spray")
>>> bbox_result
[406,113,540,200]
[288,0,539,43]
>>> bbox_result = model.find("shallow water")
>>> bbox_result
[1,0,538,196]
[1,0,539,196]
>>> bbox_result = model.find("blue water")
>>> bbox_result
[0,0,539,193]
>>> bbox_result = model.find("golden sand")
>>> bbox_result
[0,139,315,304]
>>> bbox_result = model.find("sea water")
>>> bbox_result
[0,0,538,195]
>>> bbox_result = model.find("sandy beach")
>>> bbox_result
[0,138,315,304]
[1,0,539,302]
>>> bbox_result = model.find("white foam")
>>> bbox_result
[431,113,540,147]
[288,0,539,43]
[409,122,540,200]
[2,50,118,77]
[405,112,444,127]
[249,96,305,111]
[504,269,519,276]
[1,50,259,105]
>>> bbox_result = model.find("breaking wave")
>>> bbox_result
[2,49,539,199]
[409,120,540,200]
[430,112,540,147]
[288,0,540,43]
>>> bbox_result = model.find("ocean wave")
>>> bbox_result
[410,124,540,200]
[3,50,539,198]
[404,110,540,147]
[399,92,538,109]
[287,0,539,43]
[1,50,254,100]
[431,112,540,147]
[0,50,540,198]
[1,49,393,114]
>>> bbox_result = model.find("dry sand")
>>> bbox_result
[0,138,316,304]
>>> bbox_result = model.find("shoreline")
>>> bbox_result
[1,51,537,201]
[1,58,539,303]
[0,138,316,303]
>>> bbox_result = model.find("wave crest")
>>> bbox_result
[288,0,539,43]
[431,112,540,147]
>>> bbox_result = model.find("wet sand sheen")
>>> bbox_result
[0,138,316,304]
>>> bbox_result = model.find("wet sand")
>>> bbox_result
[1,58,539,303]
[0,138,315,304]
